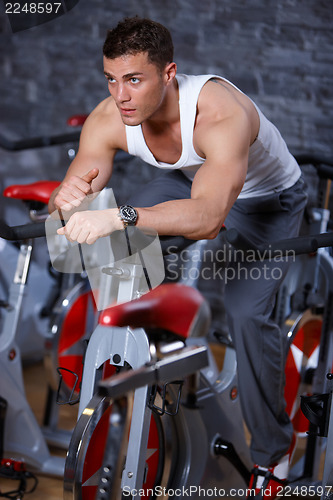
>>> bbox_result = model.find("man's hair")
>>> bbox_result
[103,17,174,71]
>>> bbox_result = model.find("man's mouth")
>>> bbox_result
[120,107,136,116]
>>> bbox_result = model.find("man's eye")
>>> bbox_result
[130,78,140,84]
[108,78,115,84]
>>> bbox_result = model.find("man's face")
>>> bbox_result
[103,52,168,126]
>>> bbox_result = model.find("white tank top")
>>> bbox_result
[125,74,301,199]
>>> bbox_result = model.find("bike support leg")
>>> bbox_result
[78,325,150,416]
[121,385,151,496]
[78,325,152,494]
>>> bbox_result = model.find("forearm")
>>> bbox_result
[136,198,225,240]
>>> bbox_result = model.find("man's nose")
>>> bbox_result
[117,84,130,102]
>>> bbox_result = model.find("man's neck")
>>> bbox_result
[144,78,180,131]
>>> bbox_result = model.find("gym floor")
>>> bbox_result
[0,346,324,500]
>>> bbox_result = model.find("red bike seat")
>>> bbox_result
[3,180,60,204]
[99,283,210,340]
[67,114,88,127]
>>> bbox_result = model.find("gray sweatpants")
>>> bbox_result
[128,170,308,466]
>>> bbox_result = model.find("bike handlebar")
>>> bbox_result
[0,219,159,259]
[315,164,333,181]
[225,228,333,257]
[0,220,46,240]
[295,154,333,181]
[0,132,131,164]
[0,132,81,151]
[0,218,332,259]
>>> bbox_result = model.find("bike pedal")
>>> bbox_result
[1,458,26,473]
[148,380,184,416]
[56,367,80,405]
[301,392,331,437]
[0,458,38,498]
[214,438,251,485]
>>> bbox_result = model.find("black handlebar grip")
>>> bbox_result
[225,229,333,258]
[0,220,46,241]
[0,220,15,240]
[268,235,318,256]
[295,154,333,180]
[224,228,257,251]
[313,231,333,248]
[0,132,81,151]
[316,164,333,181]
[295,154,333,168]
[268,232,333,255]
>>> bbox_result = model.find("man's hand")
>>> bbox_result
[54,168,99,212]
[57,208,124,245]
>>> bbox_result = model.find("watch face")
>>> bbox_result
[120,205,137,224]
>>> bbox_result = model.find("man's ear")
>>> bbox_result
[164,62,177,85]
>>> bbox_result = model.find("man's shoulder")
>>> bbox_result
[82,97,126,150]
[197,78,255,124]
[194,77,259,152]
[199,78,238,105]
[90,96,121,125]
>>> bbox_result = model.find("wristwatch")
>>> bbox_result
[118,205,138,227]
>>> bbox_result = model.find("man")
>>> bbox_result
[49,16,307,497]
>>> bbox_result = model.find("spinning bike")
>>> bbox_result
[67,225,332,500]
[55,218,330,500]
[15,155,324,498]
[2,157,331,498]
[0,204,249,495]
[273,156,333,485]
[0,143,135,460]
[0,122,94,495]
[0,181,125,475]
[44,191,330,500]
[57,158,333,499]
[0,181,67,479]
[0,209,251,498]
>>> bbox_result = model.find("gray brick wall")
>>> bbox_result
[0,0,332,209]
[0,1,331,353]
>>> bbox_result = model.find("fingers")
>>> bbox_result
[57,212,100,245]
[81,168,99,184]
[54,169,99,212]
[56,183,86,211]
[56,209,118,245]
[57,223,97,245]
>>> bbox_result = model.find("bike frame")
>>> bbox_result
[0,233,65,476]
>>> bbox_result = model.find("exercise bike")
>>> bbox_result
[43,186,331,499]
[273,156,333,485]
[1,160,333,498]
[55,159,333,499]
[3,196,249,500]
[68,226,332,500]
[0,180,67,478]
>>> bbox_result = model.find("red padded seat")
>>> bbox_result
[3,180,60,205]
[67,114,88,127]
[99,283,210,340]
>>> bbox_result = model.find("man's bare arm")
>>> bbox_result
[57,82,255,244]
[48,98,126,214]
[57,105,251,244]
[135,108,251,239]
